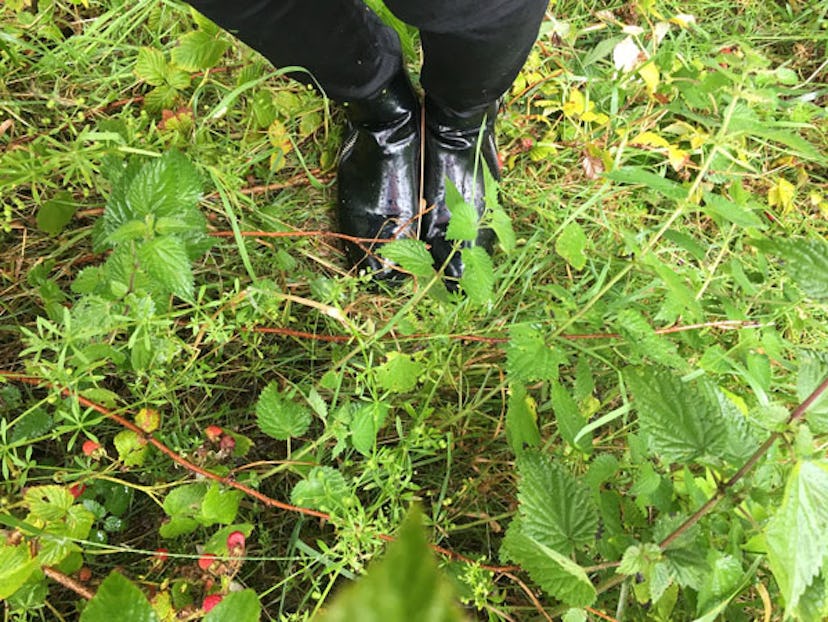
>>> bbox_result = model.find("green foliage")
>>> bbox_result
[312,507,467,622]
[753,237,828,302]
[379,240,435,279]
[159,483,243,538]
[203,590,261,622]
[255,382,312,440]
[506,324,566,383]
[555,221,588,270]
[444,180,479,242]
[79,572,157,622]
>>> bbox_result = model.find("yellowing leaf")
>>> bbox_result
[667,146,690,171]
[638,62,660,94]
[268,119,293,172]
[669,13,696,28]
[631,131,671,148]
[563,89,586,117]
[768,178,796,213]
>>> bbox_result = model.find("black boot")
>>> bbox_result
[421,96,499,289]
[337,67,420,281]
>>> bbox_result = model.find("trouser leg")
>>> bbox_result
[182,0,402,102]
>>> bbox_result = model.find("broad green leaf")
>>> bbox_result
[701,191,765,229]
[792,571,828,622]
[203,524,254,555]
[375,352,422,394]
[550,380,592,454]
[379,239,434,279]
[797,351,828,433]
[754,237,828,302]
[204,589,261,622]
[0,544,38,599]
[171,30,229,71]
[113,430,148,467]
[291,466,350,514]
[313,506,466,622]
[37,191,77,235]
[501,526,596,608]
[79,571,158,622]
[604,167,686,201]
[137,236,194,300]
[200,484,243,526]
[618,543,662,576]
[24,485,73,522]
[506,324,567,383]
[459,246,494,304]
[615,309,684,368]
[162,483,207,518]
[444,179,478,242]
[255,382,312,440]
[134,47,167,86]
[515,451,597,555]
[350,402,389,456]
[696,553,743,615]
[625,368,728,463]
[505,383,541,455]
[766,459,828,616]
[125,151,202,219]
[555,221,587,270]
[489,208,516,252]
[159,515,200,538]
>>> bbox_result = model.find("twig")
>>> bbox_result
[502,571,554,622]
[43,566,94,600]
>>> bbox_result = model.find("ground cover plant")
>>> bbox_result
[1,0,827,619]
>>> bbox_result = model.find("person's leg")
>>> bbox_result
[183,0,421,278]
[386,0,548,286]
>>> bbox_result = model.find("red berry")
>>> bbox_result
[69,483,86,499]
[204,425,223,442]
[197,552,216,571]
[82,440,101,456]
[226,531,245,551]
[219,435,236,452]
[78,567,92,582]
[202,594,223,612]
[154,548,169,562]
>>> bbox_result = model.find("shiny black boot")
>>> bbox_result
[337,68,420,281]
[421,96,499,288]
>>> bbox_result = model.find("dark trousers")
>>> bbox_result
[183,0,548,109]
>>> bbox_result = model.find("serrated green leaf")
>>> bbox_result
[555,221,588,270]
[113,430,148,467]
[9,408,52,444]
[138,236,193,299]
[615,309,684,368]
[107,219,149,244]
[625,368,728,463]
[505,383,541,456]
[489,208,516,252]
[125,151,202,219]
[506,324,566,383]
[204,589,261,622]
[754,237,828,301]
[696,553,743,614]
[134,47,167,86]
[313,506,466,622]
[37,191,77,235]
[255,382,312,440]
[550,380,592,454]
[375,352,422,394]
[618,543,662,576]
[171,30,229,71]
[798,351,828,433]
[459,246,494,304]
[501,525,596,608]
[79,571,158,622]
[350,402,389,456]
[200,483,243,526]
[144,85,179,111]
[379,239,434,279]
[701,191,765,229]
[515,451,598,555]
[291,466,350,514]
[766,459,828,616]
[444,179,479,242]
[0,544,38,599]
[24,485,73,522]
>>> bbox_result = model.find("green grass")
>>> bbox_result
[1,0,827,620]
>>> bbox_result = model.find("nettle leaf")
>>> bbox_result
[379,240,434,279]
[291,466,350,514]
[506,324,567,383]
[514,450,598,555]
[444,179,479,242]
[256,382,312,440]
[501,526,596,608]
[555,221,588,270]
[79,571,157,622]
[625,368,728,463]
[551,380,592,454]
[505,383,541,456]
[138,235,194,299]
[375,352,422,394]
[754,237,828,302]
[125,151,202,219]
[766,459,828,616]
[171,30,229,72]
[134,47,167,86]
[204,589,261,622]
[460,246,494,304]
[489,208,516,252]
[615,308,685,369]
[313,506,466,622]
[798,351,828,433]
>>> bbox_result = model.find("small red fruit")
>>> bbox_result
[197,552,217,571]
[226,530,245,551]
[154,548,169,562]
[69,483,86,499]
[204,425,223,442]
[82,440,101,456]
[219,435,236,452]
[202,594,223,612]
[78,567,92,582]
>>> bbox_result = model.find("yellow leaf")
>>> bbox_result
[767,178,795,213]
[638,62,660,94]
[630,131,671,148]
[669,13,696,28]
[667,146,690,171]
[563,89,586,117]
